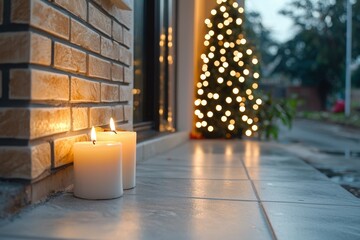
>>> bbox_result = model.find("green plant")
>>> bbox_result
[258,93,298,140]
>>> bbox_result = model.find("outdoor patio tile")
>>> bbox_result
[128,177,257,201]
[0,194,272,240]
[263,202,360,240]
[253,181,360,205]
[243,155,314,169]
[142,154,244,167]
[137,164,248,180]
[247,167,328,181]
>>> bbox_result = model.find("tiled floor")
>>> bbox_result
[0,140,359,240]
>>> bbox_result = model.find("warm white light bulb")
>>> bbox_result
[256,99,263,105]
[228,124,235,131]
[198,89,204,95]
[236,18,242,25]
[252,58,258,64]
[213,93,219,99]
[221,116,227,122]
[203,81,209,87]
[196,122,202,128]
[226,97,232,103]
[216,105,222,111]
[239,106,245,112]
[205,19,211,24]
[211,9,217,15]
[233,88,239,94]
[225,110,231,116]
[246,49,253,55]
[253,72,260,79]
[207,111,214,117]
[242,115,248,121]
[243,69,249,75]
[217,77,224,84]
[239,76,245,83]
[208,126,214,132]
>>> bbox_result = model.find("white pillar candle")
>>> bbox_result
[74,127,123,200]
[97,118,137,190]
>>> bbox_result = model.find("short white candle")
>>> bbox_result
[97,118,137,190]
[74,127,123,199]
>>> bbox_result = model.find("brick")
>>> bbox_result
[30,33,51,66]
[0,108,30,139]
[89,3,111,36]
[0,143,50,179]
[112,21,123,43]
[101,83,119,102]
[30,108,71,139]
[99,1,132,29]
[71,77,100,102]
[112,105,124,122]
[54,42,87,74]
[119,44,132,65]
[54,134,88,168]
[123,28,132,48]
[88,55,110,79]
[89,106,112,126]
[124,66,133,83]
[71,19,100,53]
[54,0,87,20]
[101,37,118,60]
[11,0,30,23]
[31,0,70,39]
[0,32,30,63]
[0,0,3,24]
[72,107,88,131]
[120,85,132,102]
[111,63,124,82]
[124,105,132,121]
[9,69,69,101]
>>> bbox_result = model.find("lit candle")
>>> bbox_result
[73,127,123,199]
[97,118,137,190]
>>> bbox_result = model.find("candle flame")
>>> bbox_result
[91,126,97,144]
[110,118,117,133]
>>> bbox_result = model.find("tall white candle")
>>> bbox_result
[97,118,137,190]
[74,127,123,199]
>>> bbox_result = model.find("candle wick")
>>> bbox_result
[113,130,117,134]
[92,140,96,145]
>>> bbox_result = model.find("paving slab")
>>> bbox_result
[254,181,360,205]
[142,154,244,167]
[0,194,272,240]
[263,202,360,240]
[243,155,314,169]
[128,178,257,201]
[137,164,248,180]
[247,167,328,181]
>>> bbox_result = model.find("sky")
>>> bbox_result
[246,0,295,42]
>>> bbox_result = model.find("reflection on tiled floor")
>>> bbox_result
[0,140,359,240]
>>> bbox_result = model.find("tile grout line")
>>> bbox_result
[241,160,278,240]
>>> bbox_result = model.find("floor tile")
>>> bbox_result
[247,167,328,181]
[137,165,248,180]
[142,154,244,167]
[263,202,360,240]
[254,181,360,205]
[128,178,257,201]
[243,155,313,169]
[0,194,272,240]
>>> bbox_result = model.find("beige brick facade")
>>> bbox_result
[0,0,134,199]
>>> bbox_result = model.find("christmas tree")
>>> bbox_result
[194,0,262,139]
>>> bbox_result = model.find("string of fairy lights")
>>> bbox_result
[194,0,263,138]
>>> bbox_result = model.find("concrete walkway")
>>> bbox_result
[0,140,360,240]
